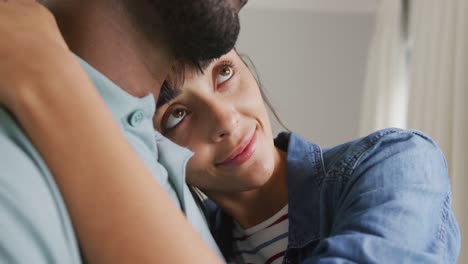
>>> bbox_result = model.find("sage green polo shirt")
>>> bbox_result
[0,56,221,263]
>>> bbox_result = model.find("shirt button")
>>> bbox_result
[128,110,145,127]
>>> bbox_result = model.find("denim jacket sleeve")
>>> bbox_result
[304,130,460,263]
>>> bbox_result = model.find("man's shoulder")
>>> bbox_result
[0,108,44,173]
[0,107,65,205]
[0,108,81,263]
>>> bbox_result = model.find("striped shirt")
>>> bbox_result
[232,205,289,264]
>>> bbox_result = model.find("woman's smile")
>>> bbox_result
[216,129,257,167]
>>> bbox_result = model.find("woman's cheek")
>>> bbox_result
[186,148,211,182]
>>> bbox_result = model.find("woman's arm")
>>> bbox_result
[0,2,222,263]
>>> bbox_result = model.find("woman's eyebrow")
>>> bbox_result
[156,81,182,109]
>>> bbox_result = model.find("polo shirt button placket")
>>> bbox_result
[128,110,145,127]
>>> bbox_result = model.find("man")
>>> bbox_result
[0,0,246,263]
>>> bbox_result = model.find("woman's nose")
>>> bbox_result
[208,104,239,143]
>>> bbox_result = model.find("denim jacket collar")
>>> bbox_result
[276,132,325,249]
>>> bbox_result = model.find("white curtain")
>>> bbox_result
[408,1,468,262]
[361,0,468,262]
[359,0,408,135]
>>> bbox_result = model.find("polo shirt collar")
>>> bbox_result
[76,56,156,123]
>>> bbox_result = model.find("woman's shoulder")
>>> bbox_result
[300,129,459,264]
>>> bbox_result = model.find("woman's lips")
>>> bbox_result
[217,131,257,166]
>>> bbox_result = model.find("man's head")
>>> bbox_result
[122,0,246,66]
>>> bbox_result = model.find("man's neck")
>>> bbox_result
[47,1,172,99]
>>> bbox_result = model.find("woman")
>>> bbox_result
[0,5,460,262]
[152,50,461,263]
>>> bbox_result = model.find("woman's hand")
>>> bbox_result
[0,0,69,109]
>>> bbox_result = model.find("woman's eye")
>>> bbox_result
[163,108,187,130]
[216,65,234,84]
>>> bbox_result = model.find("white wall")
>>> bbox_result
[237,7,375,147]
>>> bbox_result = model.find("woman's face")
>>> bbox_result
[154,50,278,193]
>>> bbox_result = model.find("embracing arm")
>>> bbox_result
[0,2,221,263]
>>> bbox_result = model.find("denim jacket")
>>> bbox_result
[204,128,460,264]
